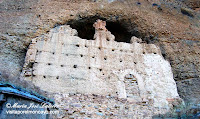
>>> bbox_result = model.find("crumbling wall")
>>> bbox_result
[52,93,169,119]
[21,20,181,108]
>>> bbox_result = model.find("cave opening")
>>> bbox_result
[67,16,134,43]
[67,17,98,40]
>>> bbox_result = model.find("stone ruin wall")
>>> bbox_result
[20,20,181,108]
[51,93,170,119]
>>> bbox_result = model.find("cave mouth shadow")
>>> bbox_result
[67,16,134,43]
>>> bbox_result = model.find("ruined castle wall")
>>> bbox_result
[21,25,180,108]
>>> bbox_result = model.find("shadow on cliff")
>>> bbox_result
[56,16,145,43]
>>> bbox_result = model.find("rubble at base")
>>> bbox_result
[52,93,170,119]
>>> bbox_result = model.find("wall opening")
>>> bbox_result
[67,16,135,43]
[124,74,140,98]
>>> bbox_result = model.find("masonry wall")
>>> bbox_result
[21,25,181,108]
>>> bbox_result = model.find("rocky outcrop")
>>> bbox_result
[181,0,200,10]
[154,38,200,104]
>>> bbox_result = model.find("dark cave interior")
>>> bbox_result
[67,16,135,43]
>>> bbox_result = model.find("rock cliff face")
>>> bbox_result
[0,0,199,115]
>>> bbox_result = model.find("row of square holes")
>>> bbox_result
[45,61,137,70]
[39,70,124,79]
[37,52,139,65]
[77,44,157,54]
[37,43,158,55]
[76,44,137,53]
[38,50,157,56]
[43,53,122,62]
[33,62,137,79]
[42,72,108,79]
[46,63,103,70]
[41,69,110,79]
[45,58,137,68]
[41,66,102,79]
[36,55,138,67]
[33,69,120,79]
[40,74,118,80]
[35,64,137,79]
[40,75,59,79]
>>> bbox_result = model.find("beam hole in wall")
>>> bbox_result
[73,65,77,68]
[162,53,166,59]
[56,76,59,79]
[80,54,83,57]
